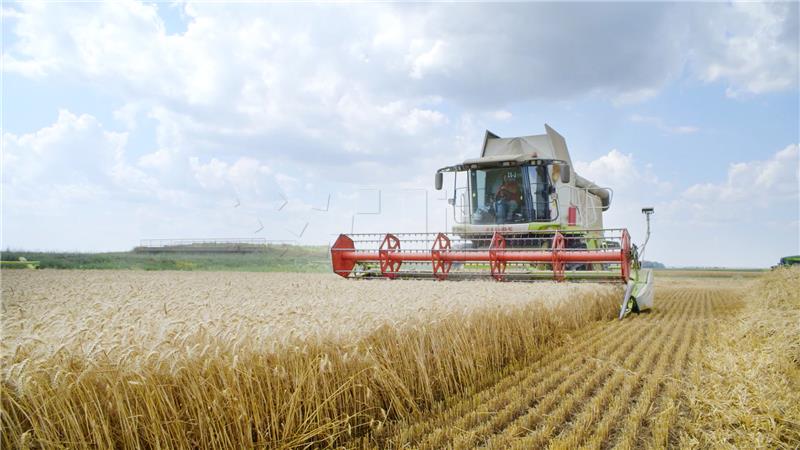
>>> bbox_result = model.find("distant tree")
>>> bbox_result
[641,260,666,269]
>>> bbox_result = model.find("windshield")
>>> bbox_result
[467,164,555,224]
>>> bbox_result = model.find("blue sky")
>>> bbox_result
[2,1,798,268]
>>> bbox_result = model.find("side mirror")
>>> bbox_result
[435,172,444,190]
[560,164,571,183]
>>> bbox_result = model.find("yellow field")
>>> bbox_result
[653,268,765,279]
[2,268,798,448]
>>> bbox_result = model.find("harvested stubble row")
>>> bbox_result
[380,269,800,449]
[1,270,619,449]
[383,287,703,449]
[673,268,800,448]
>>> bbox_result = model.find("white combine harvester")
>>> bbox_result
[332,124,654,319]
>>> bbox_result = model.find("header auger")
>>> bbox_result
[331,124,655,318]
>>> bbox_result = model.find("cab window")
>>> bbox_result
[469,167,525,224]
[528,165,552,221]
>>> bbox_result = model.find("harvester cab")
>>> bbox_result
[435,125,608,233]
[332,124,655,319]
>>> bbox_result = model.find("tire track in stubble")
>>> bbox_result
[395,319,633,448]
[544,290,702,449]
[431,290,689,449]
[422,320,640,450]
[469,318,662,450]
[383,285,741,450]
[489,289,695,449]
[638,288,742,450]
[602,289,705,450]
[573,289,699,450]
[637,290,710,450]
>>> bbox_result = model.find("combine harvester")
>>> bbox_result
[331,125,654,319]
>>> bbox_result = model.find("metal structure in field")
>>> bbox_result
[331,124,655,319]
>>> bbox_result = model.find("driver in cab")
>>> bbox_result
[495,172,520,223]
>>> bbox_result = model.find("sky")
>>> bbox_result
[2,1,798,268]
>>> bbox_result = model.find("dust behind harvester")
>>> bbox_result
[331,124,654,318]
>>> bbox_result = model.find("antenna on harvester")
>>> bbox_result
[639,207,654,262]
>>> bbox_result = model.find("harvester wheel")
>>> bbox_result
[619,282,635,320]
[618,297,633,320]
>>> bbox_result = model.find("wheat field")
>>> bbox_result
[2,268,798,448]
[1,270,619,448]
[2,271,618,362]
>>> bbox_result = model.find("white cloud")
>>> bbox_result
[489,110,513,121]
[138,149,175,171]
[612,88,660,106]
[2,110,193,210]
[408,39,451,80]
[690,3,799,97]
[575,150,637,187]
[113,102,144,130]
[188,157,229,191]
[629,114,700,135]
[1,111,321,250]
[2,109,125,185]
[572,150,670,265]
[2,2,794,192]
[6,3,796,123]
[664,145,799,267]
[2,2,798,259]
[578,145,799,228]
[574,145,799,267]
[398,108,448,134]
[575,149,670,192]
[188,157,273,195]
[683,144,799,207]
[2,110,282,211]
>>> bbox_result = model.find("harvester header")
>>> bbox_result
[332,230,631,282]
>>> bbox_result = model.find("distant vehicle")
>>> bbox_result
[774,255,800,269]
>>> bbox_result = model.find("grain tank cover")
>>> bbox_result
[477,124,574,167]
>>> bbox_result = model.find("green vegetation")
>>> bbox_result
[0,245,329,272]
[0,257,40,269]
[641,260,665,269]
